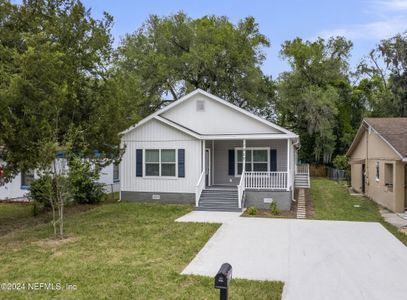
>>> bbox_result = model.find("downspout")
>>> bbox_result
[366,125,369,194]
[292,138,301,202]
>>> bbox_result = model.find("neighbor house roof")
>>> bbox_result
[347,117,407,159]
[120,89,298,139]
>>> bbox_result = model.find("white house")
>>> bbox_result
[0,160,120,201]
[120,89,309,211]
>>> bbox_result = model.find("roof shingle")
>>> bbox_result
[364,118,407,157]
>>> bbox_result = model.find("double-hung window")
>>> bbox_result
[145,149,176,177]
[113,163,120,182]
[21,170,35,188]
[236,148,269,175]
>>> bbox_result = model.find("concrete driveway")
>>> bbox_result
[176,212,407,300]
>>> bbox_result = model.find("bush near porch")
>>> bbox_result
[0,202,283,299]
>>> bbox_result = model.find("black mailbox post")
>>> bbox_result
[214,263,232,300]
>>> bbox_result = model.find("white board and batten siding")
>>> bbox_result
[162,93,281,135]
[121,119,201,194]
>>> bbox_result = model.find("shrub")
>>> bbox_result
[332,155,349,170]
[270,202,280,216]
[29,175,53,209]
[68,157,104,204]
[247,207,257,215]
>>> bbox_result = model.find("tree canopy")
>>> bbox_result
[1,2,407,172]
[276,37,356,163]
[113,11,274,121]
[0,0,120,180]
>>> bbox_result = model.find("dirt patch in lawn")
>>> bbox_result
[33,235,79,249]
[0,204,96,237]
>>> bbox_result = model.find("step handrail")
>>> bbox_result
[195,171,205,207]
[295,164,310,188]
[237,171,246,209]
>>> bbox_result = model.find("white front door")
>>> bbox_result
[205,148,211,186]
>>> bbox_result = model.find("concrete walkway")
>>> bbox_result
[177,211,407,300]
[380,208,407,228]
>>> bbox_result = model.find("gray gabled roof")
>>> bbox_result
[364,118,407,157]
[347,117,407,159]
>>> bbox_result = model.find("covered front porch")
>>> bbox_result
[195,137,297,210]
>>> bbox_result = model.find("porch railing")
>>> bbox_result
[237,171,246,209]
[244,171,288,190]
[295,164,309,175]
[195,171,205,207]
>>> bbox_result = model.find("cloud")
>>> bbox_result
[370,0,407,12]
[318,16,407,41]
[316,1,407,41]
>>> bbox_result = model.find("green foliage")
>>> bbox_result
[270,202,280,216]
[247,207,257,215]
[114,11,274,118]
[68,157,104,204]
[332,155,349,170]
[357,33,407,117]
[0,0,121,181]
[277,37,353,163]
[29,175,53,208]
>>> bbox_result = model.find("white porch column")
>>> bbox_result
[202,140,205,174]
[287,139,290,191]
[242,139,246,174]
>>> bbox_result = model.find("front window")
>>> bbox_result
[376,161,380,181]
[145,149,176,177]
[236,148,269,175]
[113,164,120,182]
[21,170,34,188]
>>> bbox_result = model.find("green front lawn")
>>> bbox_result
[311,178,407,246]
[0,203,283,299]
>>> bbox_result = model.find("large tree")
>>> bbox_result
[0,0,119,237]
[277,37,357,163]
[113,11,274,121]
[358,33,407,117]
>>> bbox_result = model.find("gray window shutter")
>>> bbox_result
[136,149,143,177]
[270,149,277,171]
[178,149,185,178]
[228,150,235,175]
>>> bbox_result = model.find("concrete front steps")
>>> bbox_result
[295,174,310,189]
[195,188,242,212]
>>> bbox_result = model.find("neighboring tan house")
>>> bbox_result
[347,118,407,213]
[119,89,310,212]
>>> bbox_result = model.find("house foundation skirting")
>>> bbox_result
[245,190,291,210]
[120,191,195,204]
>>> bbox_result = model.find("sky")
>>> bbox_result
[15,0,407,78]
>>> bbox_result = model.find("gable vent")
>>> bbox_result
[196,100,205,112]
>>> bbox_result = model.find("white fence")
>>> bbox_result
[244,171,288,190]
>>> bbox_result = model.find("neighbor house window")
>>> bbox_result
[145,149,176,177]
[384,163,393,192]
[21,170,34,188]
[375,161,380,181]
[113,164,120,182]
[236,148,269,175]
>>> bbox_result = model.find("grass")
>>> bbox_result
[0,202,283,299]
[311,178,407,246]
